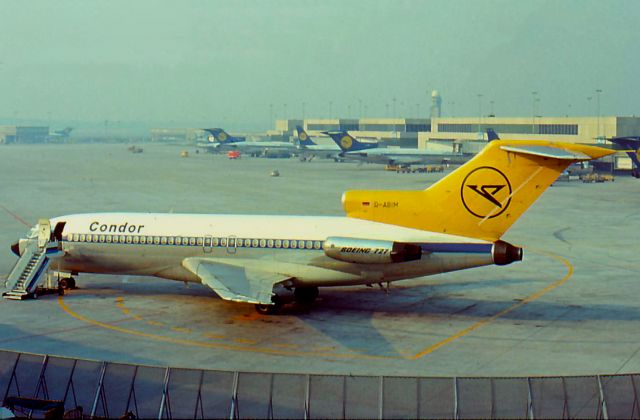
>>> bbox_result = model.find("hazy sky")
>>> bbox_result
[1,0,638,129]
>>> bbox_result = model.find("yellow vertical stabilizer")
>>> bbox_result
[342,140,614,241]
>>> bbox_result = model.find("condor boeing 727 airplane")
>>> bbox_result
[6,140,613,313]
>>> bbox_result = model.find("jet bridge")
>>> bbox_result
[3,219,62,300]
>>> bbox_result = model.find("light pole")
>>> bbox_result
[596,89,602,140]
[489,100,494,117]
[477,94,483,133]
[531,91,538,134]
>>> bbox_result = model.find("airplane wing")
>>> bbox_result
[182,257,361,304]
[182,257,287,304]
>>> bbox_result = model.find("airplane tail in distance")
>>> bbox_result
[324,131,378,152]
[203,128,243,144]
[609,136,640,177]
[343,140,614,241]
[296,126,316,146]
[486,128,499,141]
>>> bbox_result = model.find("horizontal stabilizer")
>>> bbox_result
[500,145,591,160]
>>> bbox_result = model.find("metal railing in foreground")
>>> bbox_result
[0,350,638,419]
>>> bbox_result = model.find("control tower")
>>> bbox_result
[430,90,442,118]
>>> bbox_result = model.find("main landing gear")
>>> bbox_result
[56,277,76,296]
[254,286,320,315]
[293,286,319,304]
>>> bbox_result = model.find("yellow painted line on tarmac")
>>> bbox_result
[203,333,226,340]
[56,249,573,361]
[171,326,193,334]
[57,295,392,360]
[234,338,258,345]
[409,249,574,359]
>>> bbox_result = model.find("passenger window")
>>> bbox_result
[267,239,274,248]
[291,240,297,249]
[106,235,112,243]
[189,237,196,246]
[175,237,182,245]
[259,239,266,247]
[283,240,289,248]
[140,236,146,244]
[306,240,313,249]
[99,235,105,243]
[79,234,85,242]
[168,237,174,245]
[220,238,227,247]
[161,237,167,245]
[275,239,282,248]
[252,239,259,247]
[153,236,160,245]
[197,238,203,246]
[314,241,321,249]
[133,236,139,244]
[212,238,219,246]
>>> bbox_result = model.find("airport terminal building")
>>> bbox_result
[271,116,640,169]
[0,126,49,144]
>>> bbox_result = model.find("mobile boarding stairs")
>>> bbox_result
[3,219,64,300]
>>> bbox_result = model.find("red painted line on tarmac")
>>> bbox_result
[0,204,30,227]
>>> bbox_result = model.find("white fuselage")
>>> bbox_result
[47,213,496,288]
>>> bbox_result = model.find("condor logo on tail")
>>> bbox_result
[461,166,512,219]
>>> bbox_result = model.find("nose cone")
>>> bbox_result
[11,241,20,256]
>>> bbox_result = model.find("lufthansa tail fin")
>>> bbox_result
[342,140,614,241]
[324,131,378,152]
[203,128,244,144]
[296,126,316,146]
[486,128,499,141]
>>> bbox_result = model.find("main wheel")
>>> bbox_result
[58,277,76,290]
[255,303,281,315]
[294,286,319,304]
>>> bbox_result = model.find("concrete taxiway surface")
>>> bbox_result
[0,143,639,377]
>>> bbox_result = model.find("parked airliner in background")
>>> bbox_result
[325,131,468,166]
[608,136,640,178]
[48,127,73,140]
[295,126,341,161]
[198,128,296,157]
[6,139,613,313]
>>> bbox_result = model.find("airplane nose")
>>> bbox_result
[10,241,20,256]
